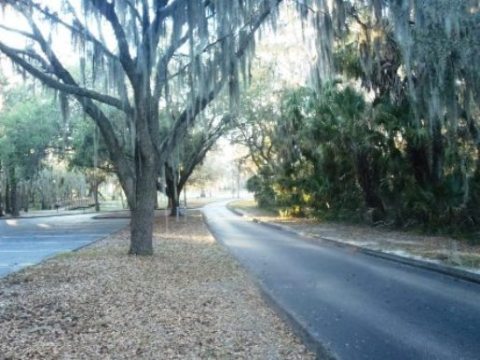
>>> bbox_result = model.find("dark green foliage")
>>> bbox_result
[0,87,63,214]
[244,82,480,237]
[246,173,275,208]
[0,90,60,177]
[69,119,111,171]
[240,1,480,238]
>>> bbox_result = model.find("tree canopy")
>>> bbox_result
[0,85,62,215]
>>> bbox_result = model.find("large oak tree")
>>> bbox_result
[0,0,282,254]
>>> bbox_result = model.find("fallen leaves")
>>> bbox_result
[0,212,312,359]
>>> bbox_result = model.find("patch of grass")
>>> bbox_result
[53,251,77,260]
[415,251,480,268]
[459,254,480,268]
[228,199,279,218]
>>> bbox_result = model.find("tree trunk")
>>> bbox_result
[41,192,47,210]
[430,119,444,185]
[22,183,29,212]
[93,180,100,212]
[5,181,10,214]
[407,142,431,187]
[128,156,156,256]
[10,170,19,217]
[167,182,180,217]
[165,167,181,217]
[168,195,180,216]
[0,188,3,217]
[183,184,187,208]
[354,150,385,215]
[127,127,158,255]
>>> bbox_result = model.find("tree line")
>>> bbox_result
[0,83,105,216]
[0,80,229,218]
[240,1,480,236]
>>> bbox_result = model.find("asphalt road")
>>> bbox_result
[0,214,129,277]
[203,202,480,360]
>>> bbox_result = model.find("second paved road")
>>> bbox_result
[0,214,129,277]
[203,202,480,360]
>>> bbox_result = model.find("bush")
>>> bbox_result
[246,175,276,208]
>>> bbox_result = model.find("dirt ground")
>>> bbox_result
[230,199,480,273]
[0,212,313,359]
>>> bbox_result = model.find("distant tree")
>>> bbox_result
[0,87,60,216]
[163,115,231,215]
[69,117,113,211]
[186,157,218,197]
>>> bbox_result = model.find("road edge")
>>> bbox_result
[227,205,480,286]
[201,211,336,360]
[71,225,130,252]
[0,223,130,280]
[256,284,337,360]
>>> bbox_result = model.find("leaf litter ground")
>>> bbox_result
[0,212,313,359]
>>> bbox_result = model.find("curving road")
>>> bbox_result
[0,214,129,277]
[203,202,480,360]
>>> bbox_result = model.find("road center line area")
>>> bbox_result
[203,202,480,360]
[0,214,129,277]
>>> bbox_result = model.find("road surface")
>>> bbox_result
[0,214,129,277]
[203,202,480,360]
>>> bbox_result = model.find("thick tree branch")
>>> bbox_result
[150,0,187,47]
[159,80,224,164]
[3,46,51,72]
[89,0,137,83]
[125,0,143,22]
[5,5,132,112]
[0,24,35,40]
[10,0,119,63]
[153,34,189,104]
[0,42,132,114]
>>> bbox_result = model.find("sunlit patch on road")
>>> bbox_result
[5,219,18,227]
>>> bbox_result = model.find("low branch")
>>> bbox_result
[0,42,132,114]
[0,24,35,40]
[4,46,51,72]
[11,0,119,63]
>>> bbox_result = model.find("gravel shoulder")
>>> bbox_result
[229,200,480,274]
[0,211,312,359]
